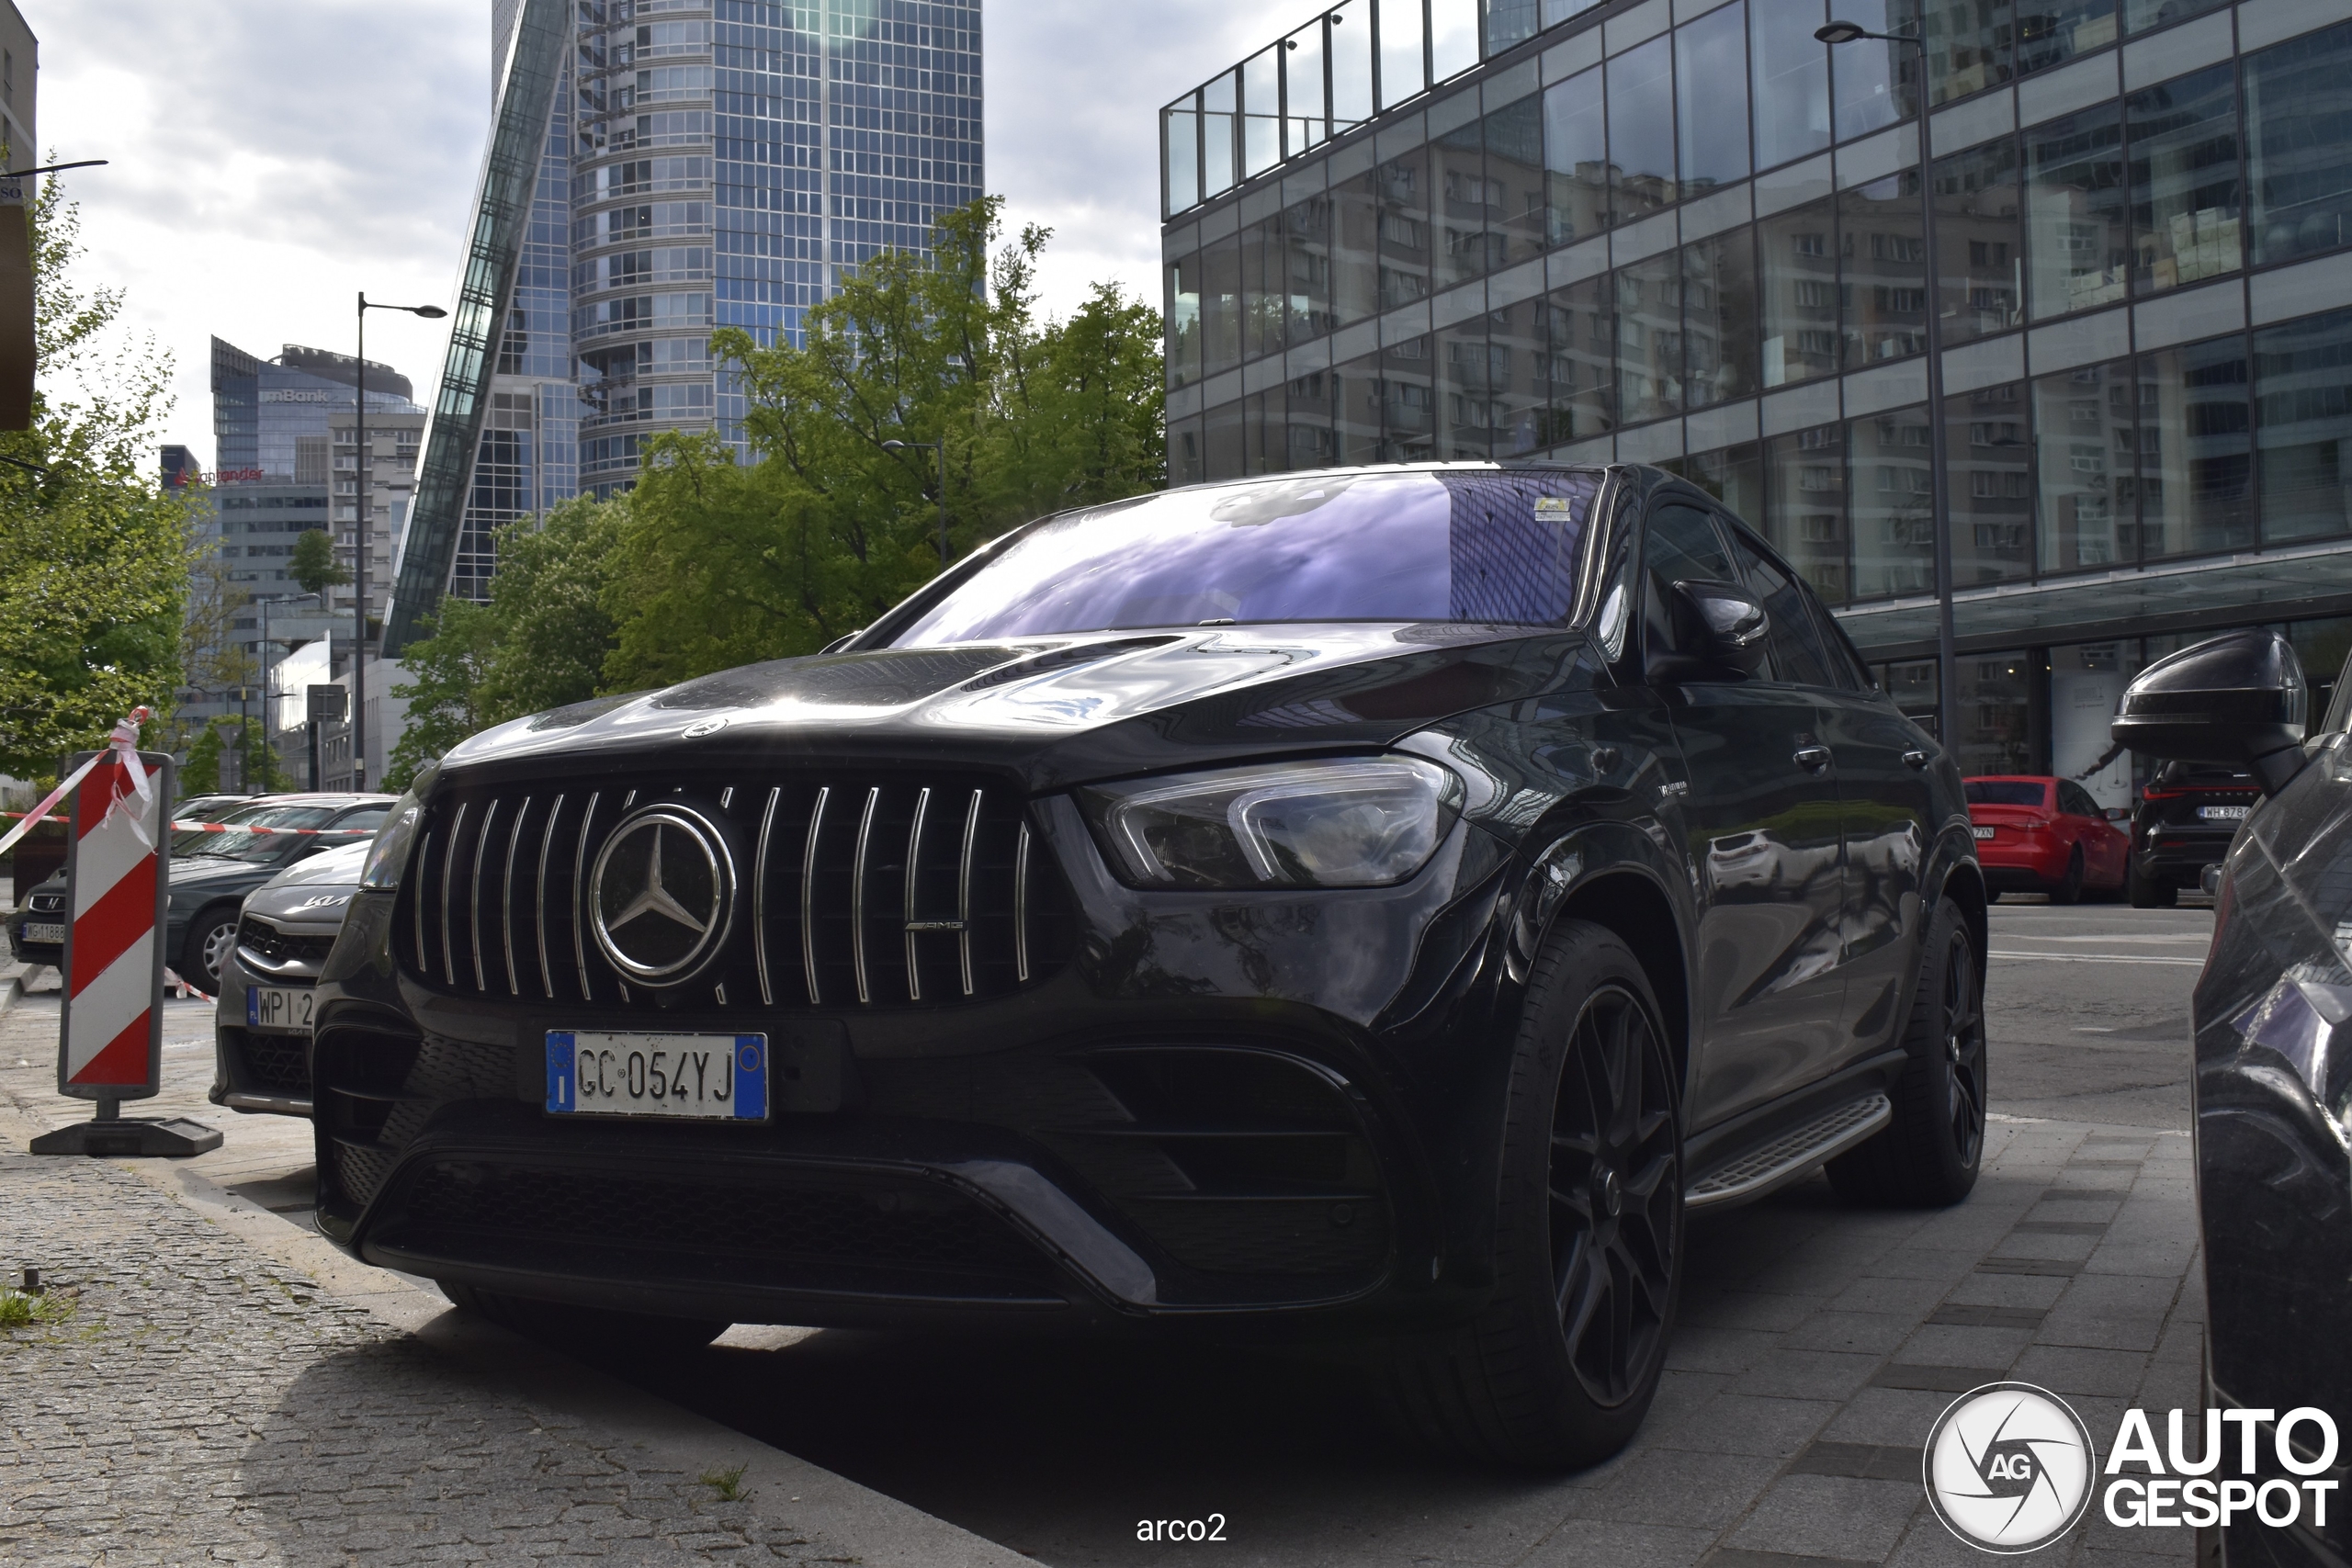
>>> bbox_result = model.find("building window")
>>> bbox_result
[1947,383,2033,587]
[1607,35,1676,222]
[2127,63,2242,296]
[2034,360,2132,572]
[1841,173,1926,367]
[1759,197,1838,388]
[1751,0,1831,173]
[2025,103,2129,320]
[2245,19,2352,269]
[1849,402,1936,600]
[1542,63,1606,248]
[2137,334,2253,561]
[1765,423,1849,604]
[1682,231,1758,409]
[1935,140,2022,344]
[1675,2,1749,194]
[2254,306,2352,546]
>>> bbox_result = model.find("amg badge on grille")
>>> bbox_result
[588,807,736,984]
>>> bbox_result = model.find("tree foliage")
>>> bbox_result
[182,715,287,795]
[390,197,1163,767]
[380,597,500,793]
[288,527,349,596]
[0,174,189,776]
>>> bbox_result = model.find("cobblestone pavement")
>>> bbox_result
[0,987,1027,1568]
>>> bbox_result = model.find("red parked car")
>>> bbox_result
[1964,775,2132,904]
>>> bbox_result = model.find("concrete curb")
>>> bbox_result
[0,1098,1035,1567]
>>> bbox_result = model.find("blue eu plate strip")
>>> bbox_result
[545,1032,576,1112]
[731,1034,766,1120]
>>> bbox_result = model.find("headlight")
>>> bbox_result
[1080,756,1462,889]
[359,792,422,889]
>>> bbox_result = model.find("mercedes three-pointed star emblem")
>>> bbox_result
[589,807,735,984]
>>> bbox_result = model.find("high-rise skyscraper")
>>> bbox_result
[390,0,984,647]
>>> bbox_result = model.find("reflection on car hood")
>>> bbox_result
[435,625,1590,791]
[240,840,368,928]
[259,840,370,890]
[169,855,271,885]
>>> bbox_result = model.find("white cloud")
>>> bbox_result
[38,0,1298,463]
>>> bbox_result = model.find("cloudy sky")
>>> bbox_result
[38,0,1272,465]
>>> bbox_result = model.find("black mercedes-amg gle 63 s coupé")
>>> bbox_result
[312,463,1984,1467]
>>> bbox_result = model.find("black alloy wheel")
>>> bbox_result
[1549,983,1680,1406]
[1827,896,1985,1207]
[1386,919,1683,1468]
[1939,927,1987,1173]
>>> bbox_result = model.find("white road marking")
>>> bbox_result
[1988,949,2203,966]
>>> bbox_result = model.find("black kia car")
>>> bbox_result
[2115,631,2352,1566]
[312,464,1986,1467]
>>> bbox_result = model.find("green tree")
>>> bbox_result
[181,716,286,795]
[595,197,1162,692]
[0,173,188,775]
[475,497,621,721]
[380,597,499,793]
[287,527,349,596]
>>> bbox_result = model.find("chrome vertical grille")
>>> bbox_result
[400,774,1066,1010]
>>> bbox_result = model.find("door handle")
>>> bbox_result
[1901,748,1932,771]
[1793,745,1833,773]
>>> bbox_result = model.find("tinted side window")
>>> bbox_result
[2059,783,2100,818]
[1725,527,1837,688]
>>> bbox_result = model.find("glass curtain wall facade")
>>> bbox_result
[1165,0,2352,790]
[424,0,983,613]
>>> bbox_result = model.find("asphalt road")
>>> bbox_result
[586,897,2210,1567]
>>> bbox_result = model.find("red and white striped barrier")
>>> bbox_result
[27,713,222,1156]
[59,724,169,1095]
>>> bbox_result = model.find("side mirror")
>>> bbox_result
[2104,807,2128,822]
[2111,629,2309,796]
[1663,579,1770,678]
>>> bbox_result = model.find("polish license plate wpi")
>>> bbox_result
[247,985,315,1033]
[545,1032,768,1122]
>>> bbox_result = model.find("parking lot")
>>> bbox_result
[0,897,2210,1566]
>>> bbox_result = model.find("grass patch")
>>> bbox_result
[698,1462,750,1502]
[0,1288,76,1332]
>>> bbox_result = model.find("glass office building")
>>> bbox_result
[397,0,984,633]
[1160,0,2352,792]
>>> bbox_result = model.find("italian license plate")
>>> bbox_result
[2199,805,2251,822]
[24,921,63,943]
[247,985,315,1033]
[545,1032,769,1121]
[1972,826,1996,840]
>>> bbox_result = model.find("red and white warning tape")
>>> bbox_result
[162,820,373,839]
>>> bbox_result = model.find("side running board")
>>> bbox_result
[1685,1093,1893,1210]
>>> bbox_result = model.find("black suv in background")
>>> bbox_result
[311,464,1986,1469]
[2129,761,2259,907]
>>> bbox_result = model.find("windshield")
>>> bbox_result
[888,468,1601,647]
[179,805,345,861]
[1966,781,2049,807]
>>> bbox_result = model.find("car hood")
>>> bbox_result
[434,624,1590,792]
[169,854,274,886]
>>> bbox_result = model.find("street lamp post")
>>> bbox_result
[881,437,949,568]
[1818,20,1957,752]
[353,293,446,791]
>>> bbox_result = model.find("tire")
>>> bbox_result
[2049,847,2085,906]
[1387,919,1683,1469]
[2127,856,2177,908]
[1826,896,1985,1207]
[438,1280,728,1350]
[180,906,241,993]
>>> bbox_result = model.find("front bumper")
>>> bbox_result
[311,805,1517,1331]
[210,913,338,1117]
[2140,829,2233,886]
